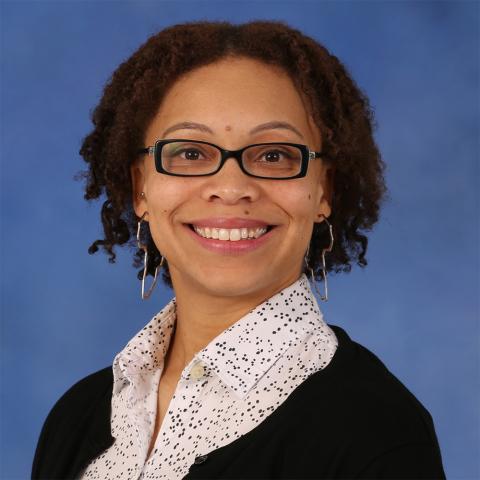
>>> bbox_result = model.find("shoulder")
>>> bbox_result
[292,325,439,445]
[32,367,113,478]
[43,366,113,424]
[273,325,445,476]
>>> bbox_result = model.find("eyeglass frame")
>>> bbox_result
[137,138,325,180]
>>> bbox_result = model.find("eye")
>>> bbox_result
[178,148,204,161]
[263,150,283,162]
[260,148,294,163]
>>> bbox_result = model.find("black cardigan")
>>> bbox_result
[32,325,446,479]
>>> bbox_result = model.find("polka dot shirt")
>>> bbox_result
[79,273,338,479]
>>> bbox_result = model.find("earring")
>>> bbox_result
[136,211,164,300]
[304,217,334,302]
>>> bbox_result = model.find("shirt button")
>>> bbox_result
[190,361,205,379]
[194,454,208,464]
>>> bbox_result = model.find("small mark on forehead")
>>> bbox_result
[225,125,233,132]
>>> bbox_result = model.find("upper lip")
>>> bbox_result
[186,217,276,229]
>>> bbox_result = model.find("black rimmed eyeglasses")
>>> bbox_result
[137,139,325,180]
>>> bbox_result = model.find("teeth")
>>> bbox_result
[218,228,230,240]
[254,228,268,239]
[193,225,268,241]
[231,229,242,241]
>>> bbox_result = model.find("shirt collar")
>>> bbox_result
[195,273,329,398]
[112,300,176,395]
[113,273,328,399]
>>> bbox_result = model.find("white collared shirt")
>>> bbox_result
[80,273,338,479]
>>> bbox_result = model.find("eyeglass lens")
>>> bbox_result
[160,141,302,178]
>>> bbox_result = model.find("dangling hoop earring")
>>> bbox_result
[305,217,334,302]
[136,212,164,300]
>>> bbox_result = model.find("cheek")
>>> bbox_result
[146,176,190,212]
[148,187,175,213]
[276,184,319,221]
[144,179,191,238]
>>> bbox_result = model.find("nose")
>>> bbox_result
[200,156,260,204]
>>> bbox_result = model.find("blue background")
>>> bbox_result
[1,1,478,478]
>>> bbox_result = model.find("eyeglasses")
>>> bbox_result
[137,139,324,179]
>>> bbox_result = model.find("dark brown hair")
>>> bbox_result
[78,20,386,290]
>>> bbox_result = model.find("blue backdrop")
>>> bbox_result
[1,1,478,478]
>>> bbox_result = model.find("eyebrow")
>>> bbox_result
[162,120,304,140]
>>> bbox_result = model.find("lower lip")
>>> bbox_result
[183,224,278,254]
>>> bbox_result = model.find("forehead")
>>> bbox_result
[145,57,319,145]
[162,57,304,112]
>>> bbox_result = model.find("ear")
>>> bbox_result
[130,159,148,219]
[315,164,335,223]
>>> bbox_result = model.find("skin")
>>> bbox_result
[131,56,334,381]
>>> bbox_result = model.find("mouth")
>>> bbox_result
[185,224,277,241]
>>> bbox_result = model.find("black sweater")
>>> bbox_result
[32,324,446,479]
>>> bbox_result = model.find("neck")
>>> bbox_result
[164,269,301,374]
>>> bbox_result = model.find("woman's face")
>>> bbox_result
[131,56,333,299]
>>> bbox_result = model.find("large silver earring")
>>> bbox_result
[304,217,334,302]
[136,212,164,300]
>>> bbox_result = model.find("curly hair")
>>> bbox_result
[77,19,386,290]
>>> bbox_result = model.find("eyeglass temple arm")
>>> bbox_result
[137,147,155,155]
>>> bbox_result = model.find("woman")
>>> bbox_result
[32,20,446,479]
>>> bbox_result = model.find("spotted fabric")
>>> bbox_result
[79,273,338,479]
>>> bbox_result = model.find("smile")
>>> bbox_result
[184,224,277,254]
[191,225,270,241]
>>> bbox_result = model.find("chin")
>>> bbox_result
[188,267,276,297]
